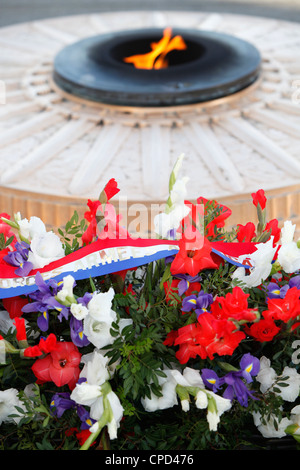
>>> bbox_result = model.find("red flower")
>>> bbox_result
[264,287,300,323]
[244,318,280,342]
[196,313,245,359]
[82,199,101,245]
[2,296,28,319]
[82,218,98,245]
[236,222,256,243]
[251,189,267,210]
[32,340,81,390]
[14,317,27,342]
[211,287,258,323]
[84,199,101,223]
[263,219,281,245]
[197,197,232,239]
[24,333,58,358]
[174,323,208,363]
[163,329,178,347]
[174,313,245,363]
[100,178,120,203]
[171,231,218,277]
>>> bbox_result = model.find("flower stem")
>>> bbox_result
[80,408,110,450]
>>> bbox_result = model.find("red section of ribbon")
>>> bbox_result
[0,238,258,280]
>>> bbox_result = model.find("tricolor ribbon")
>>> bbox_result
[0,238,256,299]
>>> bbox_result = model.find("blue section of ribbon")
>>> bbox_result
[0,248,179,299]
[211,248,251,269]
[0,244,251,300]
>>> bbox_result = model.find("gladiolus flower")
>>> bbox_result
[251,189,267,210]
[32,341,81,390]
[210,286,258,323]
[14,317,27,342]
[174,313,245,363]
[197,197,232,239]
[264,287,300,323]
[100,178,120,203]
[236,222,256,243]
[171,232,218,277]
[263,219,281,245]
[2,296,28,319]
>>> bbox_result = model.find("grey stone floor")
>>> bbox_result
[0,0,300,27]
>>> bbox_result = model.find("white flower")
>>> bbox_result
[154,204,190,239]
[277,242,300,273]
[206,392,232,432]
[0,388,24,425]
[273,367,300,402]
[154,154,191,239]
[18,216,46,241]
[195,390,208,409]
[140,366,231,432]
[87,287,115,320]
[181,399,190,412]
[105,391,124,439]
[83,288,117,349]
[256,357,300,402]
[28,231,65,269]
[256,356,277,393]
[276,220,300,273]
[71,382,102,407]
[232,238,277,288]
[80,349,111,385]
[70,349,123,440]
[253,411,291,438]
[141,369,179,412]
[56,275,76,304]
[70,303,89,320]
[280,220,296,245]
[170,177,189,205]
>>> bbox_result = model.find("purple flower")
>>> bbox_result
[45,295,70,322]
[289,275,300,290]
[182,294,198,312]
[220,371,258,407]
[266,281,289,300]
[77,292,93,307]
[3,241,33,276]
[174,274,201,296]
[50,392,76,418]
[70,317,89,347]
[37,309,49,332]
[195,291,213,317]
[76,406,96,430]
[22,272,69,329]
[201,369,220,393]
[50,392,95,429]
[240,353,260,384]
[182,291,213,316]
[202,354,260,407]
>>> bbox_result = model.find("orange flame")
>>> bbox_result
[123,27,187,70]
